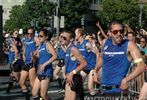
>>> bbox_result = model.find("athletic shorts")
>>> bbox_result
[70,74,83,92]
[12,59,23,72]
[82,69,91,74]
[22,63,34,72]
[37,74,52,81]
[144,71,147,82]
[57,58,64,67]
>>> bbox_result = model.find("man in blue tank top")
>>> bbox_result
[19,27,39,100]
[60,30,87,100]
[75,28,97,95]
[93,20,145,96]
[53,32,67,93]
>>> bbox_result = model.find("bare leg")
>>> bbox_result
[29,67,36,89]
[64,83,76,100]
[88,70,97,95]
[40,78,50,100]
[32,77,41,100]
[19,70,28,90]
[139,82,147,100]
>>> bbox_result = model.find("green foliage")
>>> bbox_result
[98,0,143,30]
[4,0,55,32]
[4,0,91,32]
[4,5,29,31]
[60,0,91,29]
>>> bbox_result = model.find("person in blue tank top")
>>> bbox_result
[93,20,145,96]
[19,27,39,100]
[75,28,97,95]
[60,30,87,100]
[53,32,66,93]
[32,29,57,100]
[6,35,23,93]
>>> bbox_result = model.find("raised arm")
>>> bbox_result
[96,21,108,39]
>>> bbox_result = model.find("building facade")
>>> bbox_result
[0,0,25,26]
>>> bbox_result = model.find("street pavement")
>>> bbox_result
[0,64,137,100]
[0,64,88,100]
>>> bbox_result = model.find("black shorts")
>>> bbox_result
[144,71,147,82]
[70,74,83,92]
[22,63,34,72]
[11,59,23,72]
[57,58,64,67]
[37,74,52,81]
[82,69,91,74]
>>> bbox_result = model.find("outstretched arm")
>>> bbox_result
[96,21,108,39]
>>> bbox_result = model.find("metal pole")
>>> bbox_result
[0,5,3,63]
[56,0,60,38]
[139,4,143,28]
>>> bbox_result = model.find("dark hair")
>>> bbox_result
[13,37,22,53]
[109,20,124,31]
[39,29,53,41]
[75,28,85,36]
[28,27,35,34]
[140,36,147,42]
[61,30,73,39]
[127,32,136,37]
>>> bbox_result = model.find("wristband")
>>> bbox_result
[72,70,77,74]
[134,58,143,64]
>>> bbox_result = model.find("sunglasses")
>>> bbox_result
[28,32,33,34]
[61,36,67,41]
[111,30,124,35]
[38,35,44,38]
[140,41,146,43]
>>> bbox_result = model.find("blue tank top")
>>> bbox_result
[24,37,36,64]
[102,38,131,86]
[57,47,65,59]
[9,50,15,64]
[77,40,96,70]
[65,45,78,74]
[38,43,53,76]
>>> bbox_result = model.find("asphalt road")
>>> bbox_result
[0,65,138,100]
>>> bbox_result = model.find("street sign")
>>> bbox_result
[54,16,64,28]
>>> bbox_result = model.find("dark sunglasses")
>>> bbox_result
[61,36,67,41]
[38,35,44,38]
[111,30,124,35]
[140,41,146,43]
[28,32,33,34]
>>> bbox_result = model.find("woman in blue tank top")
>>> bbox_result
[32,29,57,100]
[6,36,23,93]
[19,27,39,100]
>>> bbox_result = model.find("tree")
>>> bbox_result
[4,5,28,31]
[60,0,91,29]
[98,0,141,30]
[4,0,55,32]
[4,0,92,32]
